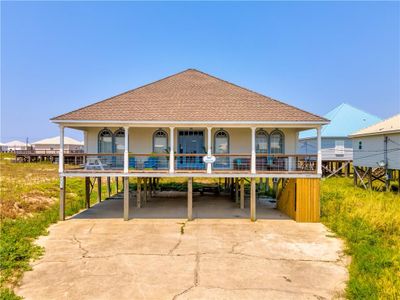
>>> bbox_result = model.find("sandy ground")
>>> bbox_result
[17,193,348,300]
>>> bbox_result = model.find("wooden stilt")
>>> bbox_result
[240,178,245,209]
[398,170,400,194]
[123,177,129,221]
[353,166,357,186]
[149,177,153,197]
[97,177,102,203]
[188,177,193,220]
[368,168,373,189]
[107,177,111,198]
[144,178,147,204]
[235,178,239,204]
[230,178,235,199]
[85,177,90,208]
[115,177,119,193]
[59,176,66,221]
[250,178,256,222]
[273,178,278,193]
[265,177,269,192]
[137,177,142,208]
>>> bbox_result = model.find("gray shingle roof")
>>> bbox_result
[52,69,327,123]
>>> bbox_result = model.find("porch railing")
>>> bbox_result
[129,153,169,171]
[66,153,317,174]
[213,154,252,171]
[256,154,317,172]
[175,154,206,171]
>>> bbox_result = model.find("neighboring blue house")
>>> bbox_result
[298,103,381,163]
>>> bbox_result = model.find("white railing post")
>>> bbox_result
[169,127,175,173]
[317,126,322,175]
[251,127,256,174]
[207,127,212,174]
[59,125,64,173]
[124,127,129,173]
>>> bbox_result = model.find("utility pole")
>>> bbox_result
[384,136,389,190]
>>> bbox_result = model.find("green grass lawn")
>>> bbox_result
[1,153,399,299]
[0,154,115,299]
[321,177,400,299]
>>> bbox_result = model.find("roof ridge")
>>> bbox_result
[50,69,193,120]
[339,102,382,120]
[190,69,328,122]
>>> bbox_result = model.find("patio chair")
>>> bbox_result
[144,157,159,169]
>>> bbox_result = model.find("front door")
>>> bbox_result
[178,130,205,169]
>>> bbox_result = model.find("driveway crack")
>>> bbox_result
[168,221,187,255]
[73,235,89,258]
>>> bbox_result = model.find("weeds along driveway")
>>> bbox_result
[17,213,348,299]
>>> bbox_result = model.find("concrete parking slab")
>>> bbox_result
[17,193,348,300]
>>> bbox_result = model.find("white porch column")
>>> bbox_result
[59,125,64,173]
[124,127,129,173]
[207,127,212,174]
[83,131,88,153]
[317,126,322,175]
[169,127,175,173]
[251,127,256,174]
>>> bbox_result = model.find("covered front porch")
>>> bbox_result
[59,125,322,176]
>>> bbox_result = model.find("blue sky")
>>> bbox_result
[1,1,399,142]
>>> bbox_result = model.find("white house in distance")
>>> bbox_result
[32,136,83,153]
[349,114,400,190]
[298,103,381,176]
[51,69,328,222]
[4,140,31,151]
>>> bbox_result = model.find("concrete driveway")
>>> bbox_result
[17,193,348,300]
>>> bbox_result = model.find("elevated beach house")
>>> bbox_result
[298,103,381,177]
[349,114,400,190]
[32,136,83,152]
[52,69,328,222]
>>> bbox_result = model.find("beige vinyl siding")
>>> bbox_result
[85,127,299,155]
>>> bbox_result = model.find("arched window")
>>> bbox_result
[153,129,168,153]
[256,129,269,153]
[98,129,113,153]
[214,130,229,154]
[270,130,284,154]
[114,128,125,154]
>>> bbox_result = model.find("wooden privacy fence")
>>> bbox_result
[277,178,320,222]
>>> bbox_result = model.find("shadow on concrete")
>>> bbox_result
[71,191,290,220]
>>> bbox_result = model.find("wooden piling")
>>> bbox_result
[144,178,147,204]
[137,177,142,208]
[250,178,256,222]
[123,177,129,221]
[97,177,102,203]
[240,178,245,209]
[59,176,66,221]
[235,178,239,203]
[188,177,193,220]
[85,177,90,208]
[107,177,111,198]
